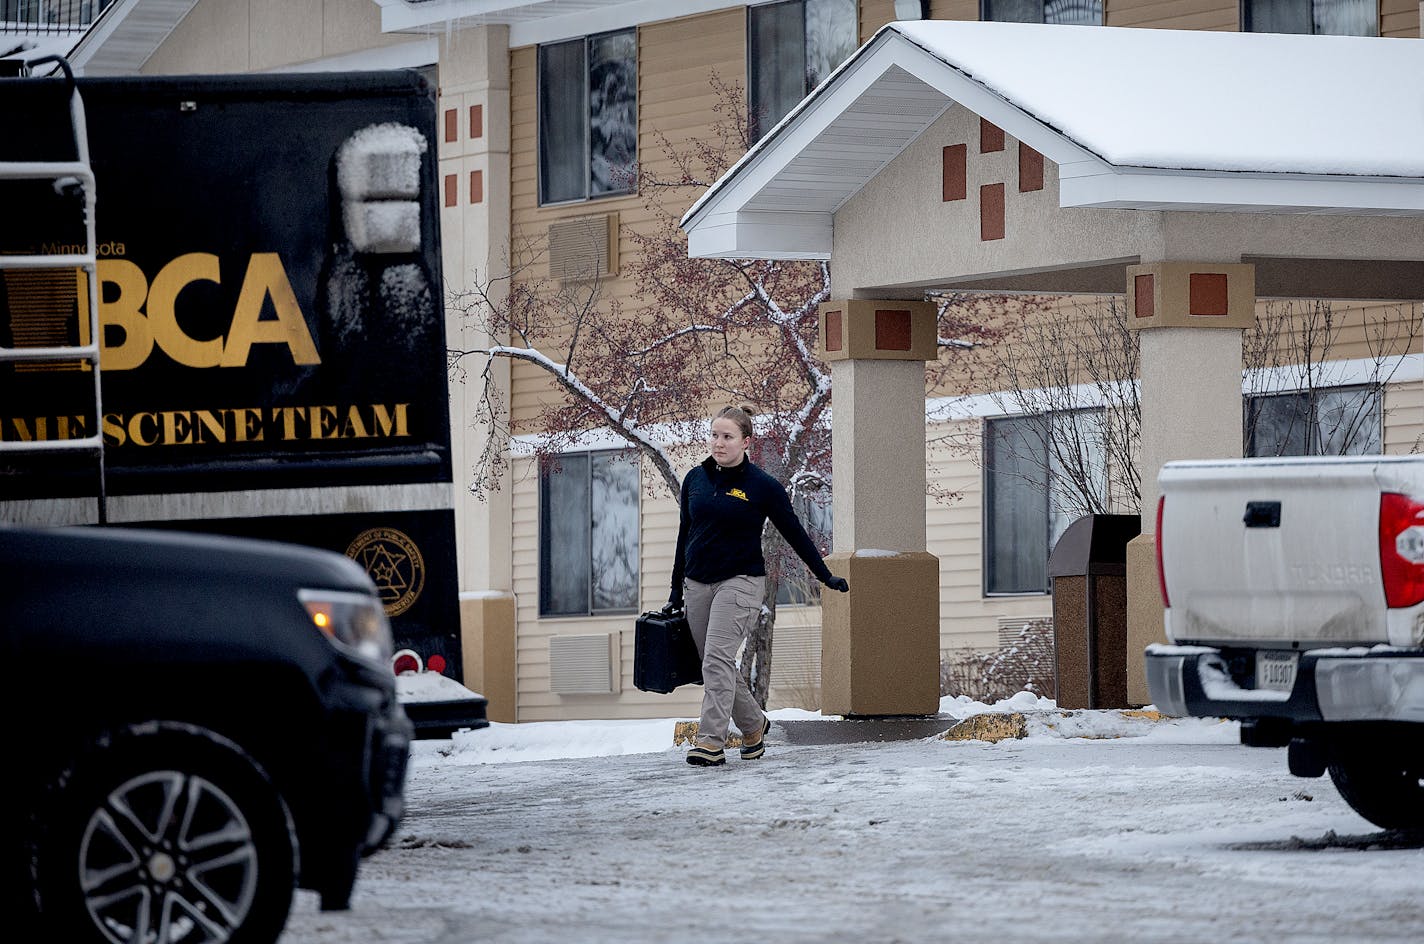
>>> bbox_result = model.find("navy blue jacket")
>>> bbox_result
[669,455,833,605]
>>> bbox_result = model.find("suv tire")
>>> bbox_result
[31,722,297,943]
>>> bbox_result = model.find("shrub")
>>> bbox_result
[940,619,1055,703]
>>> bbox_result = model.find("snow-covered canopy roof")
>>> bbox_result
[682,21,1424,261]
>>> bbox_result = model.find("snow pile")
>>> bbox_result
[419,718,679,767]
[940,691,1236,743]
[1018,710,1236,743]
[395,671,485,704]
[409,694,1237,768]
[940,690,1054,718]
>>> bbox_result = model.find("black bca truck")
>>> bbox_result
[0,65,481,718]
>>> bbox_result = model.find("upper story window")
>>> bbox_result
[538,29,637,205]
[981,0,1104,25]
[748,0,858,142]
[1242,0,1378,35]
[1245,386,1381,457]
[539,450,641,617]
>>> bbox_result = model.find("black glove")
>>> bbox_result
[660,601,683,616]
[825,576,849,593]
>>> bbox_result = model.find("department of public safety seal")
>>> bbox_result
[346,527,425,616]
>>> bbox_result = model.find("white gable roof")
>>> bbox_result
[682,21,1424,261]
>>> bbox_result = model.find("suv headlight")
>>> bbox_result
[298,589,393,665]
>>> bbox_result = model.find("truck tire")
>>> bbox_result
[31,722,297,944]
[1327,748,1424,832]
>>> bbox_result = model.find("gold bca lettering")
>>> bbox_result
[98,254,320,371]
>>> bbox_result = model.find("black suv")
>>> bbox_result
[1,526,412,942]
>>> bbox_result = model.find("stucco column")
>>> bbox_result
[818,300,940,717]
[439,26,516,722]
[1124,262,1254,704]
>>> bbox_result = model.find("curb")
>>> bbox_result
[674,709,1168,747]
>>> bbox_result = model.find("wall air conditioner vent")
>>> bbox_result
[548,632,617,695]
[547,212,618,281]
[997,615,1052,650]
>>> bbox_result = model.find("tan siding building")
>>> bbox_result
[73,0,1424,722]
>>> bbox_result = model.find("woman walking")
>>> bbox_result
[667,406,849,767]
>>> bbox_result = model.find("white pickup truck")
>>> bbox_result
[1146,455,1424,830]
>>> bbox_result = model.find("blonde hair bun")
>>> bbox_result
[714,405,755,438]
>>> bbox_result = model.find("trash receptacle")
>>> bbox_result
[1048,514,1141,710]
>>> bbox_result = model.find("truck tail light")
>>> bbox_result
[1379,492,1424,608]
[392,648,423,676]
[1155,495,1169,608]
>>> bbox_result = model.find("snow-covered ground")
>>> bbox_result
[281,697,1424,943]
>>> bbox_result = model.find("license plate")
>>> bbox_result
[1255,650,1299,693]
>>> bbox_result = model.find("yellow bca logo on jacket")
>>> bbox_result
[727,488,749,502]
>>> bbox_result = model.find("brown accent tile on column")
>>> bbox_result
[1134,274,1155,318]
[444,173,457,208]
[470,170,484,204]
[1019,142,1043,192]
[874,309,913,351]
[469,104,484,139]
[980,118,1004,153]
[444,108,457,144]
[825,310,843,352]
[1189,273,1229,316]
[980,183,1005,241]
[942,144,967,201]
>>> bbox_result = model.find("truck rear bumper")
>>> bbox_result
[1146,644,1424,723]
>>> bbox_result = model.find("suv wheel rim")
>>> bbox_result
[77,770,259,943]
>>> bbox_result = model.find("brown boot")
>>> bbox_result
[740,716,771,760]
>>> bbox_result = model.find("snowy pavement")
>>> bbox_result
[282,703,1424,943]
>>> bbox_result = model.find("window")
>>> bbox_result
[538,29,637,205]
[748,0,857,142]
[539,450,640,616]
[1245,386,1381,457]
[776,483,833,605]
[981,0,1103,25]
[984,411,1107,595]
[1242,0,1377,35]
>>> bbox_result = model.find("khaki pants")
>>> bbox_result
[684,575,767,748]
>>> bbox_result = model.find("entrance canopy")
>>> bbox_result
[682,21,1424,289]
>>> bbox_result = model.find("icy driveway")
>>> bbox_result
[283,719,1424,943]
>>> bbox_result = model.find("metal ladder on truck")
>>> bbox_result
[0,56,106,524]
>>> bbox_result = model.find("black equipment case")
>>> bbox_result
[633,609,703,694]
